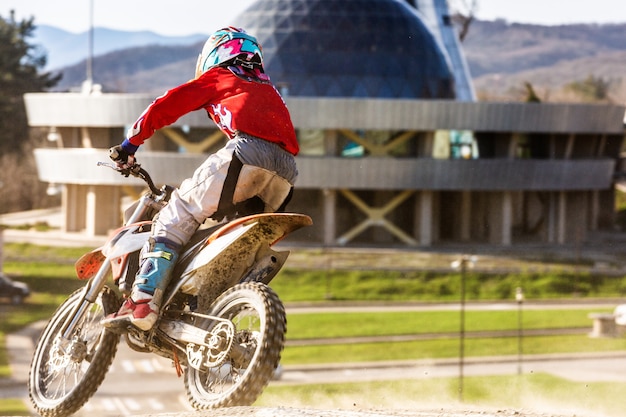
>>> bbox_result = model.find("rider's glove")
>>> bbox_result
[109,139,139,170]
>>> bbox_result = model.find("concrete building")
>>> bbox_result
[24,0,626,248]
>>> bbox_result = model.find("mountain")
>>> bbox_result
[39,21,626,103]
[33,25,207,70]
[54,43,202,94]
[464,20,626,77]
[463,20,626,102]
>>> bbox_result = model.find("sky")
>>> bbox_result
[3,0,626,36]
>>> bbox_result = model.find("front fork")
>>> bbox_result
[60,263,113,339]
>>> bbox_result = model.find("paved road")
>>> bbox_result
[5,303,626,416]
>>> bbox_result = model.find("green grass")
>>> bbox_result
[1,242,626,415]
[0,398,30,416]
[282,334,626,364]
[285,309,606,339]
[1,293,74,332]
[271,269,626,302]
[257,373,626,417]
[3,242,626,302]
[281,308,623,365]
[0,244,87,416]
[0,335,7,378]
[0,292,72,379]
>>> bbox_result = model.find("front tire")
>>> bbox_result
[185,282,286,409]
[29,287,120,417]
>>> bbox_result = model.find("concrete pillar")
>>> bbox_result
[323,189,336,247]
[417,131,435,157]
[590,190,599,231]
[460,191,471,241]
[502,191,512,246]
[431,192,440,243]
[564,134,575,159]
[557,191,567,244]
[323,129,339,247]
[547,192,556,243]
[566,192,588,244]
[488,191,512,246]
[508,134,520,158]
[81,127,93,148]
[85,185,122,236]
[85,186,97,236]
[64,184,87,233]
[415,190,433,246]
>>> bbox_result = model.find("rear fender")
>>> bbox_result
[164,213,312,308]
[185,213,311,281]
[205,213,312,246]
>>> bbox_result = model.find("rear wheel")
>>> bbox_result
[185,282,286,409]
[29,287,120,417]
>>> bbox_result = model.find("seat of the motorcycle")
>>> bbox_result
[211,163,293,220]
[173,164,293,277]
[232,164,293,213]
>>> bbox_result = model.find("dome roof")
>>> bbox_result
[232,0,456,99]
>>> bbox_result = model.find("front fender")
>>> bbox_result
[75,249,106,280]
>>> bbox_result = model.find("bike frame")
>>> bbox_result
[60,189,167,340]
[58,162,311,342]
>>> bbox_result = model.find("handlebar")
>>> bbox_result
[97,162,162,195]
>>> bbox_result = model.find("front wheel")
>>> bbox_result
[29,287,120,417]
[185,282,286,409]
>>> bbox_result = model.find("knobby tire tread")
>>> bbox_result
[185,282,286,409]
[29,288,120,417]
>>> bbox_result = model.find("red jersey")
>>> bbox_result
[127,67,299,155]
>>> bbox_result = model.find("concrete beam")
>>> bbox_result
[24,93,626,134]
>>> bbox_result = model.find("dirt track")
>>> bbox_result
[136,406,577,416]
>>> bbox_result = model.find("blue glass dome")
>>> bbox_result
[233,0,456,99]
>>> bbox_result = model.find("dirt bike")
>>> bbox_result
[28,162,312,417]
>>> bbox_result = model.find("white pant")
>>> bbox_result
[152,136,297,247]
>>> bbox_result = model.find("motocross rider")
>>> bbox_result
[102,27,299,332]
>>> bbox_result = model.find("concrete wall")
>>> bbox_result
[24,93,625,248]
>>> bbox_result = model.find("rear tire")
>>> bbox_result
[29,287,120,417]
[185,282,286,409]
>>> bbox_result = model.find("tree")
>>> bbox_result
[565,75,613,103]
[0,11,61,214]
[0,10,61,155]
[450,0,479,42]
[524,82,541,103]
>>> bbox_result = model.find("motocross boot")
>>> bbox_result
[102,239,179,331]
